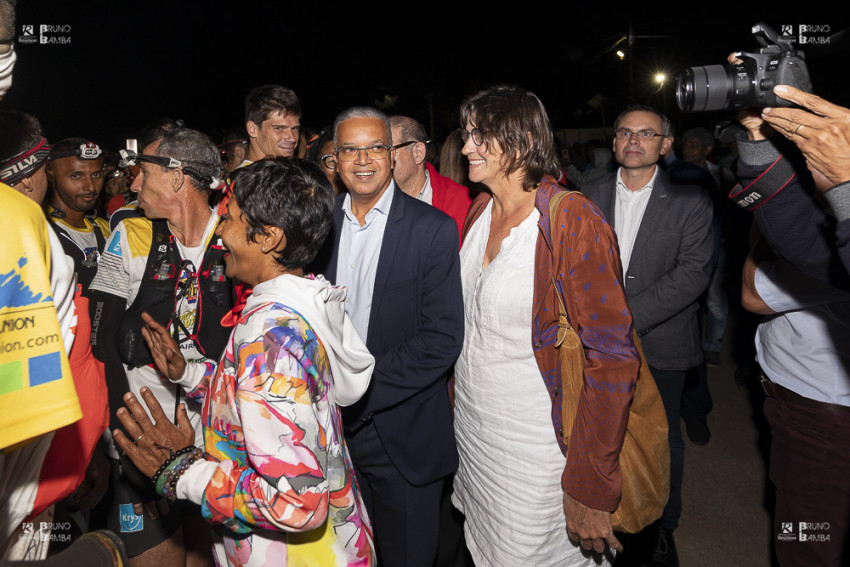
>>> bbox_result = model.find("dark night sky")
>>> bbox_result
[3,4,848,152]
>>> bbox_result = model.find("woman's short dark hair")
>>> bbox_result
[459,84,561,191]
[231,158,333,270]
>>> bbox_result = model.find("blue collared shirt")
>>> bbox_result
[755,257,850,406]
[336,182,396,342]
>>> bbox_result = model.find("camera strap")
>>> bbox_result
[728,154,797,211]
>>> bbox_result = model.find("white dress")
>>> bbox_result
[452,201,608,567]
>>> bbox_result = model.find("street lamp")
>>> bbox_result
[655,72,669,114]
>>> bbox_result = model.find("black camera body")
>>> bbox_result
[676,22,813,113]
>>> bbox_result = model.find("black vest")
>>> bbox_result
[49,218,107,294]
[118,219,233,368]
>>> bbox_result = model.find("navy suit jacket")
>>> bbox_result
[311,183,463,486]
[582,169,714,370]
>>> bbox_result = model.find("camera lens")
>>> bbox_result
[676,65,735,112]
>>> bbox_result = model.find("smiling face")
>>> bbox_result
[460,121,506,190]
[215,196,267,286]
[612,110,672,173]
[48,156,104,213]
[335,116,394,206]
[248,110,301,159]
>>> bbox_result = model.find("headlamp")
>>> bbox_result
[49,141,103,161]
[118,149,220,189]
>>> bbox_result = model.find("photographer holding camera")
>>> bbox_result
[733,75,850,567]
[694,42,850,567]
[677,23,850,566]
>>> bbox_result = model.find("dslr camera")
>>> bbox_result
[676,22,813,112]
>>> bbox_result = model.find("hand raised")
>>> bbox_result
[140,311,186,382]
[763,85,850,187]
[112,387,195,478]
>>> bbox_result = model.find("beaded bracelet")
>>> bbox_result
[151,446,194,486]
[152,446,205,501]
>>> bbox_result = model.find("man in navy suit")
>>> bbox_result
[311,106,463,566]
[582,105,713,567]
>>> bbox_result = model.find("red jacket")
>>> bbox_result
[427,162,472,246]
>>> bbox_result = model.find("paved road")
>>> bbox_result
[676,354,775,567]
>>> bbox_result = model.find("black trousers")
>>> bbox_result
[345,421,445,567]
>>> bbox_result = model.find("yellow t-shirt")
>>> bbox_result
[0,184,80,450]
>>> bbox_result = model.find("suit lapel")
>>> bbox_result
[366,184,405,341]
[598,178,616,226]
[628,171,670,270]
[323,198,345,283]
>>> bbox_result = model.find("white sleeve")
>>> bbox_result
[89,223,131,301]
[0,46,15,98]
[47,224,77,355]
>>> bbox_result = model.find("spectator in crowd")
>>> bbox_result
[243,85,302,163]
[390,115,473,241]
[113,158,376,566]
[310,106,463,566]
[583,104,714,567]
[454,84,639,566]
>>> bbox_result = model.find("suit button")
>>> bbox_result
[535,340,542,348]
[554,387,560,396]
[558,428,564,437]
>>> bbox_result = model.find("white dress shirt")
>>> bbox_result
[416,169,433,205]
[614,166,659,274]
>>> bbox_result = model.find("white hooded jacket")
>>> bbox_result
[244,273,374,407]
[173,273,374,506]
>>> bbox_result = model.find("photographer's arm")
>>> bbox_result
[733,107,850,290]
[761,86,850,277]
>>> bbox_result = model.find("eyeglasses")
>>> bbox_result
[393,140,430,150]
[320,154,337,170]
[461,128,485,146]
[335,145,392,162]
[615,129,666,140]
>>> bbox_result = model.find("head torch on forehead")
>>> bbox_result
[118,148,182,169]
[49,141,103,160]
[118,149,221,190]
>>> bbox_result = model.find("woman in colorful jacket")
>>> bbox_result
[112,158,375,566]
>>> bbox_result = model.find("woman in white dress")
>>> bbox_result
[451,85,641,566]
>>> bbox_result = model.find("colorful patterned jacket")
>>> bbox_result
[177,279,374,566]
